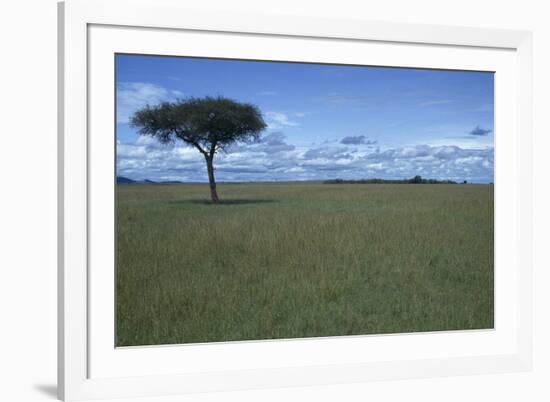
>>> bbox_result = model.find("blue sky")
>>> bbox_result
[116,54,494,183]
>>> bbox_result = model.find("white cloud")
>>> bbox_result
[117,82,184,123]
[265,111,300,129]
[117,135,494,183]
[428,135,494,150]
[303,146,352,160]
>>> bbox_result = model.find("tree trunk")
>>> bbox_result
[205,156,219,203]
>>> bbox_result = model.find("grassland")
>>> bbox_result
[116,182,494,346]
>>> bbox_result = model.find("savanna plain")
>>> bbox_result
[116,182,493,346]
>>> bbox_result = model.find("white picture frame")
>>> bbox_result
[58,0,533,400]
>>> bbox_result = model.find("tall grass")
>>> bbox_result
[116,183,494,346]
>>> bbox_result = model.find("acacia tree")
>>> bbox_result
[131,97,267,203]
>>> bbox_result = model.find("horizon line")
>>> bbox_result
[116,177,493,185]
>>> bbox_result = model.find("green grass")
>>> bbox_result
[116,182,494,346]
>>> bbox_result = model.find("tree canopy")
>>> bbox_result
[131,96,267,156]
[130,96,267,202]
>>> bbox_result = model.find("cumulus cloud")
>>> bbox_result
[340,135,377,145]
[258,132,296,153]
[304,146,353,160]
[117,135,494,183]
[227,132,296,155]
[265,111,300,129]
[469,125,492,136]
[262,132,289,146]
[117,82,184,123]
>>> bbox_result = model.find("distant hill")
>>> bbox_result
[117,176,136,184]
[117,176,183,184]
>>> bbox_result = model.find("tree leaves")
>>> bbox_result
[130,96,267,158]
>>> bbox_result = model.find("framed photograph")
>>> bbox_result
[58,0,533,400]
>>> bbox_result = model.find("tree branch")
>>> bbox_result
[173,128,208,157]
[192,142,208,157]
[209,141,217,159]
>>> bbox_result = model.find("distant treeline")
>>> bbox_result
[324,175,461,185]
